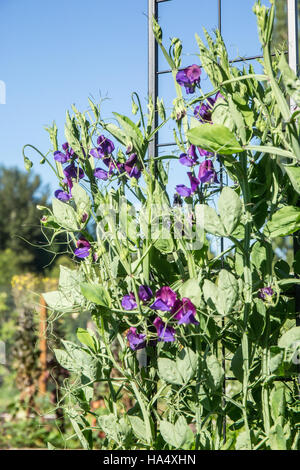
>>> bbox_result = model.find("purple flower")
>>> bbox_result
[94,168,108,180]
[198,148,213,158]
[198,160,218,184]
[97,135,115,155]
[258,287,274,300]
[172,298,199,325]
[90,148,103,159]
[54,142,75,163]
[176,64,201,94]
[138,285,153,302]
[127,327,146,351]
[150,286,177,312]
[187,172,200,193]
[63,163,84,180]
[194,97,215,123]
[74,238,91,258]
[124,153,141,179]
[54,189,71,201]
[54,151,69,164]
[176,185,192,198]
[153,317,175,342]
[122,293,137,311]
[179,145,198,167]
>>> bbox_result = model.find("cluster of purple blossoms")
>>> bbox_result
[90,135,141,182]
[258,286,274,301]
[176,146,218,198]
[123,285,198,350]
[176,64,201,94]
[54,143,85,201]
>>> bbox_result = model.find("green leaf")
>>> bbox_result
[77,328,96,352]
[269,423,287,450]
[278,52,300,107]
[203,270,238,316]
[198,204,225,237]
[206,354,224,390]
[231,345,243,382]
[42,290,74,312]
[128,416,147,442]
[187,123,243,155]
[52,197,79,231]
[212,98,235,131]
[179,278,201,307]
[236,430,251,450]
[264,206,300,238]
[158,348,197,385]
[284,165,300,194]
[158,358,183,385]
[71,182,91,216]
[160,416,193,449]
[218,187,242,235]
[278,327,300,349]
[80,283,111,307]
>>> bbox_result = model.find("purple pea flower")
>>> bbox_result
[127,327,146,351]
[122,292,137,311]
[150,286,177,312]
[94,168,109,180]
[54,189,71,202]
[74,237,91,258]
[198,148,214,158]
[124,153,141,179]
[187,172,200,193]
[179,145,199,167]
[176,185,192,198]
[172,298,199,325]
[176,64,201,94]
[54,151,69,164]
[138,285,153,302]
[54,142,75,163]
[198,160,218,184]
[194,97,216,123]
[63,163,85,180]
[153,317,176,342]
[258,287,274,300]
[97,135,115,155]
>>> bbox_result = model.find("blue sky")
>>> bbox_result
[0,0,271,196]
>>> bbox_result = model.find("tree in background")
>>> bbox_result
[0,166,69,284]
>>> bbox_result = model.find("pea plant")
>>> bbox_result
[24,1,300,450]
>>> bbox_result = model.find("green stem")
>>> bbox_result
[239,151,253,449]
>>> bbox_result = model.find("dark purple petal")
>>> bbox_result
[153,317,175,342]
[155,286,177,310]
[150,298,170,311]
[122,293,137,311]
[90,148,103,159]
[176,185,192,197]
[138,285,153,302]
[76,238,91,249]
[62,142,69,151]
[198,160,218,184]
[54,151,69,163]
[127,327,146,351]
[54,189,71,201]
[187,172,200,193]
[198,147,214,158]
[94,168,109,180]
[176,70,189,87]
[258,287,274,300]
[97,135,115,155]
[74,247,90,258]
[63,163,84,180]
[173,297,199,325]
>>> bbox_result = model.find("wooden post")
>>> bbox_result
[38,295,48,395]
